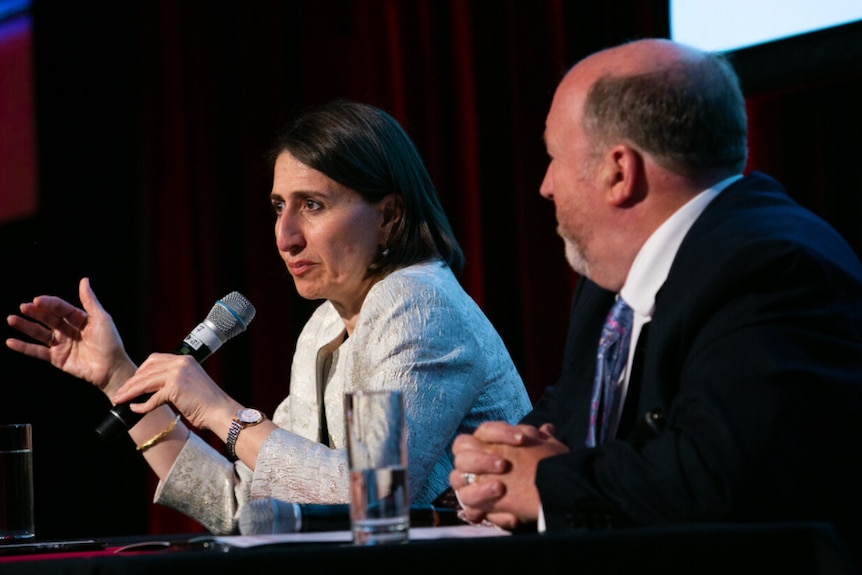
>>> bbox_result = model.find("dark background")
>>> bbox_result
[1,0,860,538]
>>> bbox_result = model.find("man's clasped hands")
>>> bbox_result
[450,422,569,529]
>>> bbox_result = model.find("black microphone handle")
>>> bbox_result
[239,498,461,535]
[94,338,216,442]
[301,503,350,533]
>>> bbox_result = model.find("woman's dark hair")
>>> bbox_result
[269,100,464,277]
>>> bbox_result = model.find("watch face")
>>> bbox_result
[237,408,263,424]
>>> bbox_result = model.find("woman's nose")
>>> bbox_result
[275,213,305,253]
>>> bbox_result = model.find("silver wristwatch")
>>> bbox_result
[226,407,264,462]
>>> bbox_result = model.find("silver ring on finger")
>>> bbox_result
[462,472,477,486]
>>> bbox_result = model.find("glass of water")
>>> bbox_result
[0,423,34,541]
[344,390,408,545]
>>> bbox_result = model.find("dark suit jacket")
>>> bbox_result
[525,172,862,544]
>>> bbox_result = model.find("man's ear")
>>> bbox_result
[604,144,644,207]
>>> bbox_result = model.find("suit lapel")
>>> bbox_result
[618,320,649,439]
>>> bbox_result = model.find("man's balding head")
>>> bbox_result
[557,38,748,179]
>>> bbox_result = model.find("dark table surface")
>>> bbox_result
[0,521,858,575]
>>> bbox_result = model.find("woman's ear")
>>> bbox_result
[379,193,403,239]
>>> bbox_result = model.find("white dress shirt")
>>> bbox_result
[537,174,741,532]
[612,174,741,437]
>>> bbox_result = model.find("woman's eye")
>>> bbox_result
[304,198,322,211]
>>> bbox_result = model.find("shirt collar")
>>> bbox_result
[620,174,742,318]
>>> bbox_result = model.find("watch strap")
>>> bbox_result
[225,408,264,462]
[225,418,243,462]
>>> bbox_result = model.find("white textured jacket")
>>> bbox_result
[153,261,531,534]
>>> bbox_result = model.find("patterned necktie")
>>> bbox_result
[585,297,634,448]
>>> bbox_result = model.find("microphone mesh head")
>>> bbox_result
[239,498,299,535]
[207,291,256,340]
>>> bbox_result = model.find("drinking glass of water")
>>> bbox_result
[0,423,34,541]
[344,390,408,545]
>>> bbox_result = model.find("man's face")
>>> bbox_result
[539,72,603,279]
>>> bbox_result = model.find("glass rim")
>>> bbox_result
[344,390,402,397]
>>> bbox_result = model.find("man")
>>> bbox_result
[450,38,862,551]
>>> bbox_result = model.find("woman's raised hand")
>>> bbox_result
[5,277,136,398]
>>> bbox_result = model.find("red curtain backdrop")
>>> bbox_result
[133,0,669,534]
[3,0,861,538]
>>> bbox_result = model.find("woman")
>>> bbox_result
[5,100,531,534]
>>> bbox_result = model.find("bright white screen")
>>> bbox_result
[670,0,862,52]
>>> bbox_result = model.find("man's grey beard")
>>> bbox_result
[564,237,590,278]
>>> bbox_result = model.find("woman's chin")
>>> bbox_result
[292,282,325,302]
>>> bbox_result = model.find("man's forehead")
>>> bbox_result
[543,95,579,154]
[548,73,585,123]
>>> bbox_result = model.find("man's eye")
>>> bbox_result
[271,200,285,215]
[304,198,322,210]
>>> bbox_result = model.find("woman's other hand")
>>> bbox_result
[6,277,136,398]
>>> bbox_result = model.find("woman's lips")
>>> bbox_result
[287,260,315,276]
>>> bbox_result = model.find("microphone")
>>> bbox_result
[94,291,256,442]
[238,498,461,535]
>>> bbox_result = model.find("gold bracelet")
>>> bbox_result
[136,415,182,452]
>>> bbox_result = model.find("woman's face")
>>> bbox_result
[271,151,391,318]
